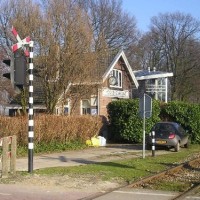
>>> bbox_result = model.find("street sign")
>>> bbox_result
[139,93,152,159]
[139,94,152,118]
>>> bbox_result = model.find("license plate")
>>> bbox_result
[156,140,167,144]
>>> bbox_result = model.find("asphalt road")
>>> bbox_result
[92,188,179,200]
[0,184,94,200]
[1,184,200,200]
[92,187,200,200]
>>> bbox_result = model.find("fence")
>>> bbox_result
[0,135,17,177]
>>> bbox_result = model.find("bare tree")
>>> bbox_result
[136,12,200,101]
[0,0,140,114]
[36,0,97,113]
[175,39,200,102]
[0,0,99,114]
[78,0,138,52]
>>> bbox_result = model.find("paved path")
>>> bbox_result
[16,144,143,171]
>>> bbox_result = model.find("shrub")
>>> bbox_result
[107,99,200,144]
[161,101,200,144]
[0,115,103,148]
[107,99,161,143]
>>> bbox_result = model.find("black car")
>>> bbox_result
[146,122,190,152]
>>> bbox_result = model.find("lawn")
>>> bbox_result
[34,144,200,185]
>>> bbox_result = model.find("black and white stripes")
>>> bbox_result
[151,131,155,157]
[28,41,34,173]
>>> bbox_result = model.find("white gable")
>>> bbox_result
[102,50,139,88]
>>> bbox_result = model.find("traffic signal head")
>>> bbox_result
[14,48,27,87]
[3,48,27,89]
[3,60,11,79]
[3,57,14,87]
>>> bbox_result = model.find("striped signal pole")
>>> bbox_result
[28,41,34,173]
[11,27,34,173]
[152,131,155,157]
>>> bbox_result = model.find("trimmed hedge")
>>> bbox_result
[0,115,103,147]
[160,101,200,144]
[107,100,200,144]
[107,99,160,143]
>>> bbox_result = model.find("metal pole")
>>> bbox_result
[165,78,168,103]
[142,93,146,159]
[28,41,34,173]
[152,131,155,157]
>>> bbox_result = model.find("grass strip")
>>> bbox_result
[34,145,200,186]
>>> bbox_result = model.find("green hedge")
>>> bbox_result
[161,101,200,144]
[107,100,200,144]
[107,99,160,143]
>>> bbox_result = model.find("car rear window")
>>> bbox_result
[154,123,175,135]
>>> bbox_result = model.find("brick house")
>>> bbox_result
[55,49,139,116]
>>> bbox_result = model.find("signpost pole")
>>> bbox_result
[142,93,146,159]
[139,93,152,159]
[28,41,34,173]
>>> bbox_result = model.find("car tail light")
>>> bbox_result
[169,133,175,139]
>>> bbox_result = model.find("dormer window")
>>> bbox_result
[109,69,122,88]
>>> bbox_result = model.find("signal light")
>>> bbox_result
[2,48,27,89]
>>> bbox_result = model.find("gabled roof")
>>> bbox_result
[134,70,173,80]
[102,50,139,88]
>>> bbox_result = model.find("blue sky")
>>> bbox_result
[122,0,200,32]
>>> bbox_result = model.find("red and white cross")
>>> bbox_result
[11,26,31,57]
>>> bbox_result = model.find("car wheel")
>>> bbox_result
[184,141,190,148]
[175,142,180,152]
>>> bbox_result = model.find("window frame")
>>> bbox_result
[81,99,91,115]
[63,98,70,115]
[109,69,122,88]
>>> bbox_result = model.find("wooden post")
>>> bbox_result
[10,135,16,174]
[2,137,9,177]
[1,136,17,177]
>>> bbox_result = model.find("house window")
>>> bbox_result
[56,107,61,115]
[64,99,70,115]
[64,106,69,115]
[91,95,98,115]
[109,69,122,88]
[146,78,167,102]
[81,99,91,115]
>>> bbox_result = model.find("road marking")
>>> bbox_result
[186,197,200,199]
[114,190,176,197]
[0,192,11,196]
